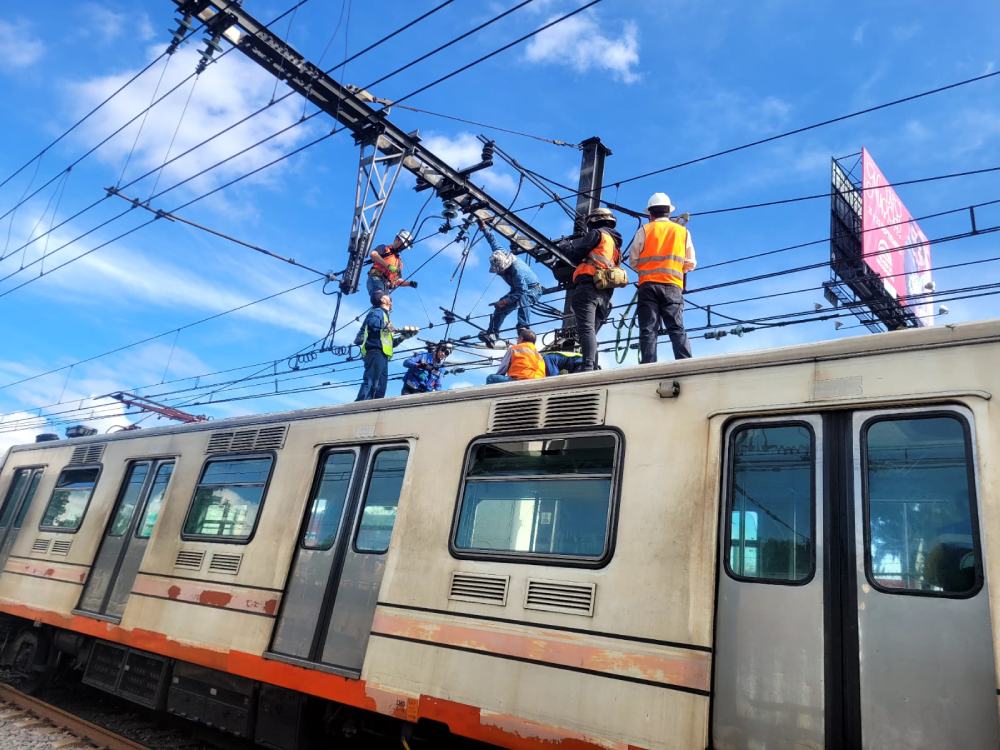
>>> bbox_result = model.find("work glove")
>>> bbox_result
[408,280,418,289]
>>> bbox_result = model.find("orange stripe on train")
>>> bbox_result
[0,599,642,750]
[371,609,712,694]
[131,573,281,616]
[3,558,88,584]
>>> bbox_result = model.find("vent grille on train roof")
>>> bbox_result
[68,444,105,465]
[524,579,596,617]
[30,538,50,555]
[448,572,509,606]
[488,390,606,432]
[50,540,72,556]
[174,549,205,571]
[208,553,242,575]
[206,425,288,454]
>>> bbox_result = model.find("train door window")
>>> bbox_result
[136,463,174,538]
[452,433,619,564]
[355,448,409,553]
[39,466,101,532]
[108,463,150,536]
[726,423,814,583]
[182,456,273,541]
[863,414,982,596]
[303,451,356,549]
[0,470,31,528]
[13,471,43,529]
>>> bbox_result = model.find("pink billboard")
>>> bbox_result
[862,148,934,325]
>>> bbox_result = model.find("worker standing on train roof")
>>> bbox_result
[400,341,452,395]
[367,229,418,297]
[354,292,401,401]
[477,219,543,348]
[626,193,696,361]
[559,207,627,371]
[486,328,546,384]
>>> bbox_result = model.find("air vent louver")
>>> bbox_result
[31,538,50,555]
[448,572,509,606]
[69,444,105,465]
[206,425,288,454]
[208,553,242,575]
[524,579,596,617]
[543,391,603,428]
[174,549,205,571]
[50,540,72,556]
[489,390,605,432]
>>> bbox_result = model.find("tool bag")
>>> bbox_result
[592,266,629,290]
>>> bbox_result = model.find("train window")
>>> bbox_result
[136,463,174,538]
[0,470,31,528]
[108,463,150,536]
[302,451,356,550]
[453,433,618,564]
[39,467,101,532]
[182,456,273,541]
[726,424,814,584]
[864,414,982,597]
[355,448,409,553]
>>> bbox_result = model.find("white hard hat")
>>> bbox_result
[647,192,674,212]
[489,250,514,274]
[395,229,413,244]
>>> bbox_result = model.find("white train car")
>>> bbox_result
[0,320,998,749]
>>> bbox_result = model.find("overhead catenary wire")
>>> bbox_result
[0,0,546,288]
[512,68,1000,215]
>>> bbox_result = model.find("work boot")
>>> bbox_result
[477,330,497,347]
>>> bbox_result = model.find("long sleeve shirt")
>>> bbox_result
[625,218,697,271]
[562,228,624,265]
[402,352,444,392]
[355,306,391,351]
[495,346,513,376]
[483,228,541,294]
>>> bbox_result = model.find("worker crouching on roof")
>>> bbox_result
[543,350,585,376]
[368,229,418,296]
[355,292,401,401]
[627,193,696,361]
[477,219,543,348]
[561,207,627,371]
[486,328,546,384]
[401,341,452,395]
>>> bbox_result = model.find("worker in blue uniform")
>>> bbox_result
[401,342,452,394]
[543,351,585,376]
[477,219,542,347]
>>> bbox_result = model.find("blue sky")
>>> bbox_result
[0,0,997,449]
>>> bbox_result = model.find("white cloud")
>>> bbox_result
[0,20,45,69]
[66,45,316,197]
[421,132,517,196]
[0,412,47,456]
[524,13,640,84]
[79,3,126,43]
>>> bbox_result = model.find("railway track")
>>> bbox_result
[0,682,149,750]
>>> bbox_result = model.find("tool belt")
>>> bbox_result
[592,266,629,290]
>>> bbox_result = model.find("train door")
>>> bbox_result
[0,468,44,569]
[712,407,999,749]
[269,444,409,676]
[77,460,174,620]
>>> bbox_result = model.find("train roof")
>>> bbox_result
[9,317,1000,455]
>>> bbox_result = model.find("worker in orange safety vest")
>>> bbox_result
[368,229,418,297]
[626,192,696,361]
[486,328,546,384]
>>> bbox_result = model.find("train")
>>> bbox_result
[0,319,998,749]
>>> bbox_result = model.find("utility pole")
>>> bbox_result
[171,0,574,296]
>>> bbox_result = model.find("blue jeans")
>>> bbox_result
[488,284,542,335]
[356,351,389,401]
[486,374,512,384]
[366,275,389,297]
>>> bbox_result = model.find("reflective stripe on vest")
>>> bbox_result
[637,221,687,287]
[361,309,393,357]
[572,229,621,282]
[371,250,403,285]
[507,343,546,380]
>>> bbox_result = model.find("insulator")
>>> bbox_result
[481,140,495,162]
[441,200,459,221]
